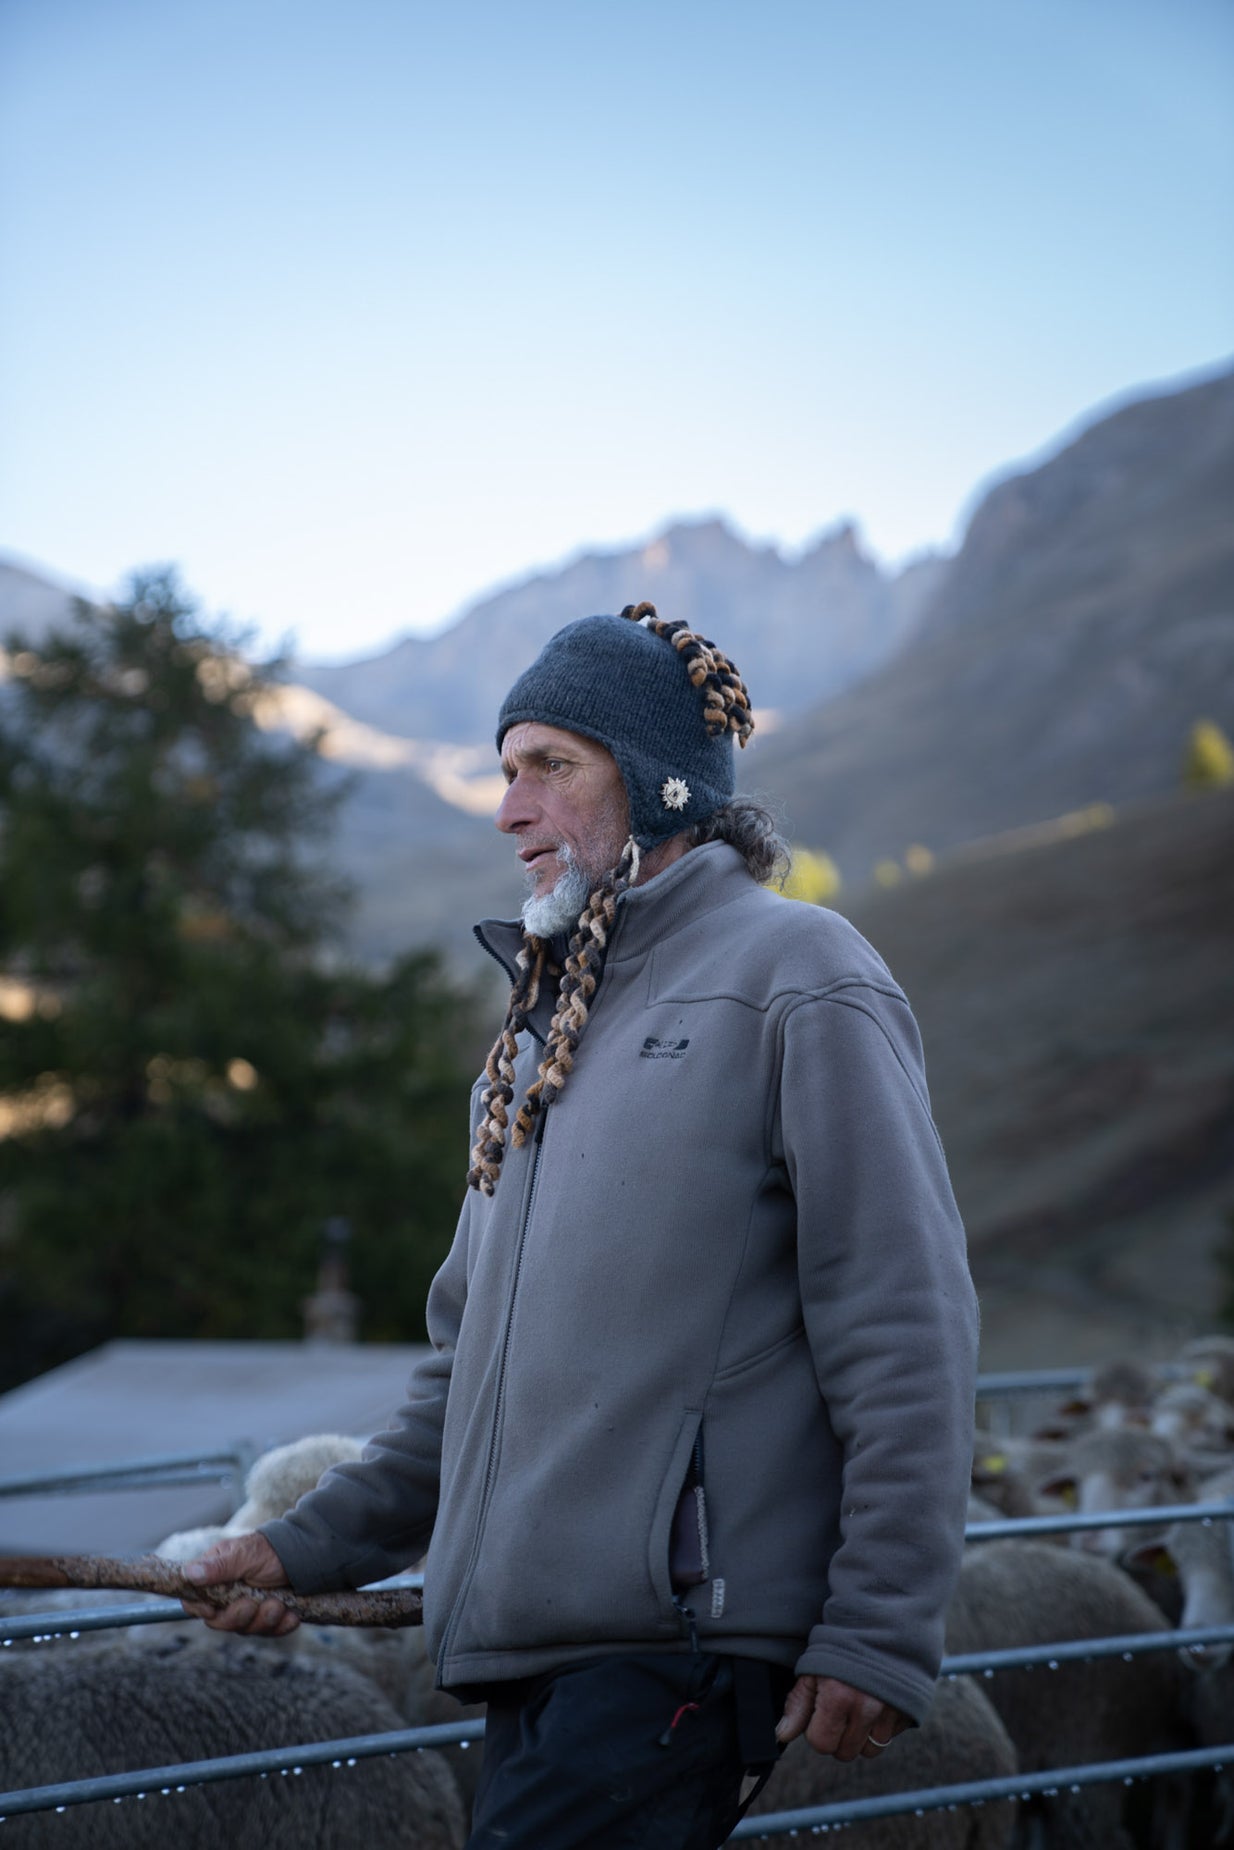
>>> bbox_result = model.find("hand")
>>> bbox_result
[180,1531,300,1637]
[775,1675,909,1761]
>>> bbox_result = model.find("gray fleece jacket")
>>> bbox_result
[263,843,979,1723]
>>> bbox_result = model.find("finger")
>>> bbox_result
[803,1684,852,1758]
[201,1595,265,1633]
[774,1676,817,1745]
[812,1689,883,1762]
[860,1707,907,1759]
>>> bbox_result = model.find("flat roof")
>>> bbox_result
[0,1339,428,1555]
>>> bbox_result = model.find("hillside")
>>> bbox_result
[750,369,1234,879]
[296,516,943,741]
[4,368,1230,972]
[843,782,1234,1369]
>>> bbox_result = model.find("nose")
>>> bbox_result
[496,771,536,836]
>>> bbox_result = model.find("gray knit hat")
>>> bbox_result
[496,604,755,849]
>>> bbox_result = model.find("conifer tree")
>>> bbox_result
[0,571,477,1388]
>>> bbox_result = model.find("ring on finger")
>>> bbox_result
[866,1734,890,1750]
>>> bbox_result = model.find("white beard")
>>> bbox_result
[521,843,593,939]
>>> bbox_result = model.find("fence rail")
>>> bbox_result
[2,1720,1231,1831]
[728,1743,1234,1840]
[964,1497,1232,1543]
[2,1366,1231,1830]
[0,1447,255,1501]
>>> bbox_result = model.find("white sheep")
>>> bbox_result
[0,1636,465,1848]
[947,1539,1195,1850]
[746,1673,1017,1848]
[150,1433,435,1725]
[1175,1335,1234,1407]
[1151,1382,1234,1466]
[1035,1426,1193,1561]
[1032,1357,1160,1442]
[155,1433,368,1561]
[1126,1466,1234,1849]
[971,1434,1070,1522]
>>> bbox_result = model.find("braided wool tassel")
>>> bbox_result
[467,841,641,1193]
[510,837,641,1147]
[619,602,755,747]
[468,937,547,1195]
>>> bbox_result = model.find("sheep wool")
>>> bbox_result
[0,1642,465,1849]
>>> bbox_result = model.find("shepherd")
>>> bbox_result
[184,603,980,1850]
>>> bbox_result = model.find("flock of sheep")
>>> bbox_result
[3,1332,1234,1848]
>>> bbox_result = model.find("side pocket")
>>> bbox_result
[669,1422,710,1589]
[647,1409,706,1616]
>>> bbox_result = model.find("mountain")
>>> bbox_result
[0,558,79,641]
[748,369,1234,876]
[4,366,1230,966]
[843,781,1234,1369]
[295,517,943,742]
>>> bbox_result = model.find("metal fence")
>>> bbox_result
[0,1445,256,1505]
[1,1368,1232,1836]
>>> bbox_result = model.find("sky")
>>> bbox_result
[1,0,1231,662]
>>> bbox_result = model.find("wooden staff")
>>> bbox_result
[0,1554,423,1628]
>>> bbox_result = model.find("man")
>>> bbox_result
[186,604,979,1848]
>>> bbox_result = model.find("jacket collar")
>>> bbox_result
[473,841,754,1006]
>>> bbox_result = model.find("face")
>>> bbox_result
[497,722,630,903]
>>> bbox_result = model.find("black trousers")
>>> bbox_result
[465,1652,790,1850]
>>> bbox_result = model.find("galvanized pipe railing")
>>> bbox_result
[1,1722,1231,1829]
[728,1743,1234,1840]
[0,1446,255,1501]
[0,1719,483,1820]
[964,1497,1232,1543]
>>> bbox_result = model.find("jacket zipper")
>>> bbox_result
[441,910,624,1669]
[437,1099,549,1670]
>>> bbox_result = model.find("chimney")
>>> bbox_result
[302,1216,360,1344]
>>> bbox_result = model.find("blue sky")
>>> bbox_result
[2,0,1230,660]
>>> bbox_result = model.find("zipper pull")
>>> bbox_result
[657,1700,700,1748]
[672,1595,700,1657]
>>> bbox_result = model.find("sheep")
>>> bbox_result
[1035,1427,1193,1562]
[1032,1358,1160,1443]
[148,1435,432,1726]
[2,1436,453,1807]
[947,1539,1195,1850]
[156,1433,368,1561]
[745,1672,1017,1848]
[1150,1382,1234,1467]
[971,1435,1070,1523]
[1136,1463,1234,1666]
[1175,1335,1234,1407]
[1125,1468,1234,1847]
[0,1635,465,1848]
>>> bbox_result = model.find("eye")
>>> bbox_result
[544,758,564,773]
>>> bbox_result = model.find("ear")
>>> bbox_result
[1124,1540,1177,1575]
[1035,1473,1079,1507]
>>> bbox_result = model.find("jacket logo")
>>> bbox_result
[640,1037,690,1060]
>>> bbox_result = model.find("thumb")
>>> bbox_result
[776,1675,818,1745]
